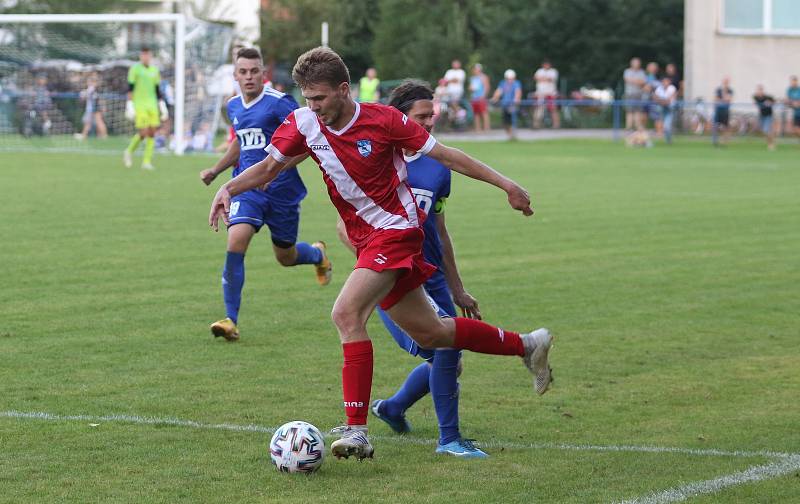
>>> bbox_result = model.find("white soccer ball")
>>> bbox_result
[269,421,325,473]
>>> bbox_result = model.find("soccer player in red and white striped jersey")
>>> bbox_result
[209,47,554,461]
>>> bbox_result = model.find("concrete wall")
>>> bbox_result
[684,0,800,103]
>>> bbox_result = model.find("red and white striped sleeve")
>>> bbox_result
[387,107,436,155]
[265,111,308,162]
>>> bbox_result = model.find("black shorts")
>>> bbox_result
[793,111,800,128]
[714,109,729,127]
[502,106,517,126]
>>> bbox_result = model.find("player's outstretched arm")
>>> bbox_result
[200,140,240,185]
[208,154,287,231]
[427,142,533,216]
[435,212,480,319]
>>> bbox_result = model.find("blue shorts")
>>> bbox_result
[376,281,457,362]
[759,116,773,135]
[228,192,300,247]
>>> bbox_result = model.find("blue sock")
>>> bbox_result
[292,242,322,265]
[431,349,461,445]
[222,251,245,324]
[382,362,430,419]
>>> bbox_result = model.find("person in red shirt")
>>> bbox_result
[208,47,553,461]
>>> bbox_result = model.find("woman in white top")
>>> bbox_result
[654,77,678,144]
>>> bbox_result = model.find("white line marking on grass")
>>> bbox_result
[4,409,799,503]
[616,455,800,504]
[0,410,275,434]
[0,409,788,458]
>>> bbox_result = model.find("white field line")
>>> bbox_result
[616,455,800,504]
[4,409,800,504]
[1,409,793,459]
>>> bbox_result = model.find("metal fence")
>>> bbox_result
[432,97,800,140]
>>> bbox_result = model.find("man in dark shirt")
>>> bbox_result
[712,77,733,147]
[665,63,682,94]
[753,85,775,151]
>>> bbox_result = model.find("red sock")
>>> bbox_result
[342,339,373,426]
[452,318,524,356]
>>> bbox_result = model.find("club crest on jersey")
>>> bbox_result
[232,116,239,125]
[356,139,372,157]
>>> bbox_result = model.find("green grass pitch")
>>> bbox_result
[1,139,799,503]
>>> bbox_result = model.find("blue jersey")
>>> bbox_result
[227,88,307,205]
[406,153,451,289]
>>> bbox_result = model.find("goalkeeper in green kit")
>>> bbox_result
[123,47,168,170]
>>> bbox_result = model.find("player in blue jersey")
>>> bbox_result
[335,79,487,458]
[200,48,332,342]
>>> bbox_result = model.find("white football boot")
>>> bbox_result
[123,150,132,168]
[521,328,554,395]
[329,425,374,461]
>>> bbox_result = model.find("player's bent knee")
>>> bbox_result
[330,304,366,336]
[275,253,295,267]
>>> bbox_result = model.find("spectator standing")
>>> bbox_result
[644,62,662,135]
[443,59,466,113]
[358,67,380,103]
[787,76,800,139]
[753,85,776,150]
[654,76,677,144]
[533,59,560,129]
[75,74,108,140]
[665,63,682,95]
[33,74,53,135]
[623,58,646,130]
[469,63,490,131]
[491,69,522,140]
[712,77,734,147]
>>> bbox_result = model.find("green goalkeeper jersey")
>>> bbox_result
[128,63,161,110]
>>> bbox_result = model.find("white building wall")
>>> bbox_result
[685,0,800,103]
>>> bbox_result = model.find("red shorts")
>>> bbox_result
[539,94,557,112]
[355,228,437,310]
[471,99,487,114]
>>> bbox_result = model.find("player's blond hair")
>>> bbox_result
[292,47,350,89]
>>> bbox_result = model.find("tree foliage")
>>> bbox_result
[260,0,682,92]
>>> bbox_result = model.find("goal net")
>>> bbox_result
[0,14,234,154]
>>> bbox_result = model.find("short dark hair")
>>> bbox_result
[140,47,151,53]
[292,46,350,88]
[236,47,262,62]
[388,79,434,114]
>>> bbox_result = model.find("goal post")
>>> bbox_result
[0,13,233,155]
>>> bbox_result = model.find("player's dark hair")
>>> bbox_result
[236,47,262,62]
[140,47,151,53]
[292,47,350,89]
[388,79,434,114]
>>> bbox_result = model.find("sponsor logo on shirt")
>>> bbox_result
[232,116,239,125]
[311,144,331,151]
[236,127,266,150]
[356,139,372,157]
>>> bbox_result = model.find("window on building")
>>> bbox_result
[724,0,764,30]
[772,0,800,30]
[722,0,800,33]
